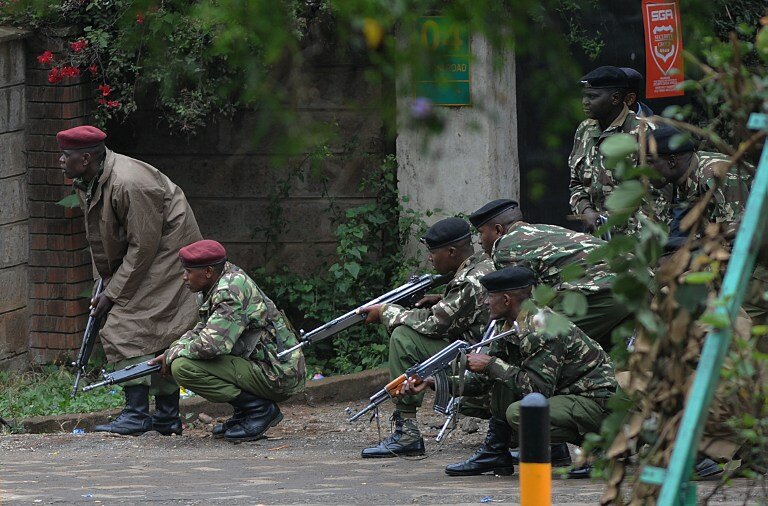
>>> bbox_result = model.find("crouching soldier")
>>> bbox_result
[404,266,617,477]
[150,240,305,442]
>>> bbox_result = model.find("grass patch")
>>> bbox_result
[0,366,124,433]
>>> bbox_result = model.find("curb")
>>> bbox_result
[20,368,389,434]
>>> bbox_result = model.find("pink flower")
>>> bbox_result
[48,67,63,83]
[98,84,111,96]
[69,39,88,53]
[37,50,54,64]
[106,100,120,108]
[136,12,144,24]
[60,66,80,78]
[89,64,98,77]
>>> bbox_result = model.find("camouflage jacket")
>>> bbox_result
[569,105,643,215]
[652,151,752,227]
[380,251,495,342]
[492,222,613,293]
[165,262,305,396]
[463,307,616,401]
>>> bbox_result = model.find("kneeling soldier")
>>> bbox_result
[405,266,616,477]
[357,217,495,458]
[150,240,306,442]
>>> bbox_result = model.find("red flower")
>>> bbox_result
[98,84,112,96]
[89,64,98,77]
[48,67,63,83]
[98,98,106,105]
[37,50,54,64]
[60,66,80,78]
[69,39,88,53]
[136,12,144,24]
[106,100,120,108]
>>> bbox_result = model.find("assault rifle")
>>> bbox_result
[277,273,450,359]
[70,279,104,398]
[347,320,519,423]
[81,361,161,392]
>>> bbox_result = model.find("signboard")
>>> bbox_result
[415,17,471,106]
[642,0,685,98]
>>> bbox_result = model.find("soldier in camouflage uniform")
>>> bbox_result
[150,240,305,442]
[357,217,495,458]
[469,199,631,351]
[646,125,766,326]
[405,267,616,477]
[569,66,644,232]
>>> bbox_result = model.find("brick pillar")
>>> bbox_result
[25,31,93,364]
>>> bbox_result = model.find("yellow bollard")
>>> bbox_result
[519,393,551,506]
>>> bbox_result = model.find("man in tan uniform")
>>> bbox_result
[57,125,202,436]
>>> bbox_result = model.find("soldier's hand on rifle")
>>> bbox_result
[399,376,434,397]
[415,294,442,308]
[148,353,170,376]
[466,353,493,373]
[357,304,384,324]
[90,292,114,319]
[583,208,600,233]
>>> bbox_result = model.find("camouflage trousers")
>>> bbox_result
[170,355,292,404]
[491,386,608,446]
[113,353,178,396]
[554,289,632,351]
[388,325,490,418]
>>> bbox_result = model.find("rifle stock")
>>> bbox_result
[70,279,104,398]
[277,273,449,359]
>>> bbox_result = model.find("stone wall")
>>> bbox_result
[0,28,30,370]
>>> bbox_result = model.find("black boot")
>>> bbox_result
[361,411,426,458]
[152,391,182,436]
[224,391,283,442]
[211,406,245,439]
[93,385,152,436]
[445,417,515,476]
[509,443,572,467]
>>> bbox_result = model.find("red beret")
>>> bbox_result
[56,125,107,150]
[179,240,227,268]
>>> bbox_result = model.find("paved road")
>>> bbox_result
[0,400,762,505]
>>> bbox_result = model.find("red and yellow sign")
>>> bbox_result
[642,0,684,99]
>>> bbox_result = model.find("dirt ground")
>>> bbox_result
[0,396,764,505]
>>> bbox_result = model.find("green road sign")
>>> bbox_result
[415,17,471,106]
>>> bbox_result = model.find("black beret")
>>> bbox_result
[620,67,643,91]
[648,125,695,155]
[480,266,536,293]
[580,66,630,89]
[469,199,519,228]
[420,217,471,249]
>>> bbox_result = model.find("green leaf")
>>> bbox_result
[599,134,637,159]
[533,285,556,307]
[344,262,361,279]
[751,325,768,337]
[540,311,571,337]
[757,26,768,63]
[560,264,585,282]
[699,312,729,330]
[606,180,644,214]
[562,291,588,317]
[675,283,708,313]
[683,271,715,285]
[56,194,80,208]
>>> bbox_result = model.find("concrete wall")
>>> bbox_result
[106,55,385,275]
[0,28,30,371]
[396,35,518,223]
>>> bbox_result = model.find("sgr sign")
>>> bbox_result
[414,17,470,106]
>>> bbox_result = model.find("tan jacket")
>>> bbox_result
[75,149,202,361]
